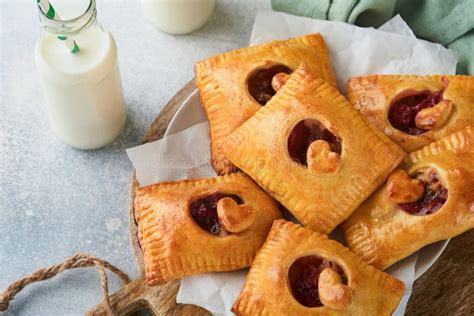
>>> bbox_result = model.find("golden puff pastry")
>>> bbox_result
[221,64,406,234]
[343,126,474,270]
[232,220,404,315]
[134,173,281,285]
[195,33,336,175]
[347,74,474,152]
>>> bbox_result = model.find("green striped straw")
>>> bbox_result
[37,0,80,54]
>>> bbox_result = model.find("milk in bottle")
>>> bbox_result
[35,0,126,149]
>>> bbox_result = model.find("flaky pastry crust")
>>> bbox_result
[343,126,474,270]
[195,33,336,174]
[232,220,404,315]
[347,75,474,152]
[221,65,406,234]
[134,173,282,285]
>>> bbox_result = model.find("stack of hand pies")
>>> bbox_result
[133,34,474,315]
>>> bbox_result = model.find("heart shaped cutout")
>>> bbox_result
[271,72,289,92]
[217,197,255,233]
[307,140,340,173]
[386,169,425,204]
[415,99,453,130]
[318,268,352,310]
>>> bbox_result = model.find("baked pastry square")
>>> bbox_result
[195,33,336,174]
[347,74,474,152]
[343,126,474,270]
[232,220,404,315]
[134,173,282,285]
[222,65,406,234]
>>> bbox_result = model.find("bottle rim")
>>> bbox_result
[37,0,96,36]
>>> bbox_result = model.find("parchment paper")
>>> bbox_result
[126,12,458,316]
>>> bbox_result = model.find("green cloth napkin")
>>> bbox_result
[272,0,474,75]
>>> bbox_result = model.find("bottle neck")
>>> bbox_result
[37,0,97,37]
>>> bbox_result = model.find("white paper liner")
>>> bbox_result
[127,122,215,186]
[126,12,458,316]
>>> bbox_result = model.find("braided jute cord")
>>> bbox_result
[0,253,130,314]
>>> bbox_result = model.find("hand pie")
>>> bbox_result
[347,74,474,152]
[232,220,404,315]
[343,126,474,270]
[134,173,282,285]
[221,64,406,234]
[195,33,336,174]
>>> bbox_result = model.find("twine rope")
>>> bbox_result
[0,253,130,314]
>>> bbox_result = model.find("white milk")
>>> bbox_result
[142,0,216,35]
[35,0,126,149]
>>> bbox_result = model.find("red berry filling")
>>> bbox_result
[190,193,243,235]
[399,168,448,216]
[247,65,292,105]
[388,90,443,135]
[288,256,347,308]
[288,119,342,165]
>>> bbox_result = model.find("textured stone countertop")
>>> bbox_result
[0,0,269,314]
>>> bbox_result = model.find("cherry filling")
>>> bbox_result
[287,119,342,165]
[399,168,448,216]
[288,256,347,308]
[190,193,243,235]
[388,90,443,135]
[247,65,292,105]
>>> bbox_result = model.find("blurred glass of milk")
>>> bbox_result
[142,0,216,34]
[35,0,126,149]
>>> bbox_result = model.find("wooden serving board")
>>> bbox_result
[87,80,209,316]
[87,80,473,315]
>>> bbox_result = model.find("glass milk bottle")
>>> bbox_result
[35,0,126,149]
[142,0,216,35]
